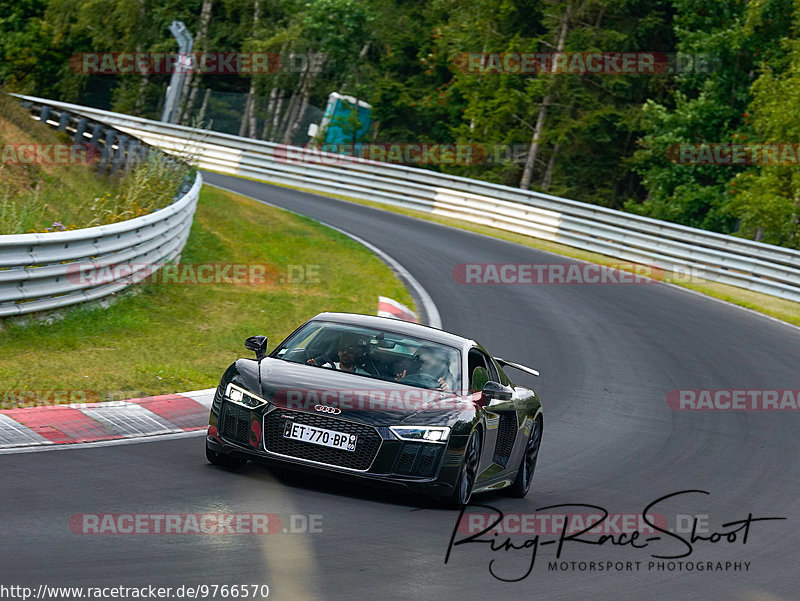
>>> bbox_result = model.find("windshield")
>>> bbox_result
[272,320,462,392]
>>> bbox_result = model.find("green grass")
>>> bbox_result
[226,173,800,328]
[0,92,191,234]
[0,186,415,402]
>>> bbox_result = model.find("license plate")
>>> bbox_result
[283,421,357,452]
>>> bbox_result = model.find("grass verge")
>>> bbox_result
[0,92,192,234]
[225,173,800,329]
[0,186,416,403]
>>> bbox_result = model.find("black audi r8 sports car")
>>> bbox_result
[205,312,543,505]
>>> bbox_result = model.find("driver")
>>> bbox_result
[307,333,370,375]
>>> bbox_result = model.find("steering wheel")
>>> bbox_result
[308,351,337,368]
[399,373,441,389]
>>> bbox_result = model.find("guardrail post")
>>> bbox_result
[137,143,150,166]
[97,127,111,172]
[125,140,139,172]
[57,111,70,131]
[111,134,128,175]
[91,123,103,144]
[39,105,51,125]
[107,128,118,169]
[74,118,88,143]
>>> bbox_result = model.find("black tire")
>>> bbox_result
[206,442,247,468]
[505,416,542,498]
[447,429,482,507]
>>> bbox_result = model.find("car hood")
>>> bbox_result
[230,358,474,426]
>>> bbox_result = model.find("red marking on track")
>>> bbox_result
[128,394,207,431]
[377,301,418,323]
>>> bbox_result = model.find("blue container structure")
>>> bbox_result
[318,92,372,145]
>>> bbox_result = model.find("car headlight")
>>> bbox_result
[389,426,450,444]
[225,383,269,408]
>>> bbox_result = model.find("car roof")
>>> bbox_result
[310,312,473,350]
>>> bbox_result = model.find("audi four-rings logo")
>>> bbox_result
[314,404,341,414]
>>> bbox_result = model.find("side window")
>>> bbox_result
[468,348,499,391]
[467,349,486,392]
[483,352,500,383]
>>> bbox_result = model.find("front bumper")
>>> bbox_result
[208,401,467,497]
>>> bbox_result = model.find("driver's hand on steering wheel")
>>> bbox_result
[308,356,334,368]
[397,369,451,391]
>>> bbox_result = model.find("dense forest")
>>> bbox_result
[2,0,799,248]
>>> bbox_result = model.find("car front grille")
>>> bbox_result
[493,412,518,467]
[392,442,443,477]
[221,402,254,446]
[263,409,381,471]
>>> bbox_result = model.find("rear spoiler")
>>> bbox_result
[496,357,540,377]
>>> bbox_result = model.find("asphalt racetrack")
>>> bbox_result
[2,172,798,601]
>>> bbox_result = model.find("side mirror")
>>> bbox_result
[244,335,268,361]
[482,380,512,402]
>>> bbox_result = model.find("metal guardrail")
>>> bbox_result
[0,98,202,318]
[17,94,800,304]
[19,101,152,175]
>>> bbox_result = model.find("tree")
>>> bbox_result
[730,31,800,247]
[628,0,794,232]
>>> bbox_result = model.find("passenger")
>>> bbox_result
[395,347,452,391]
